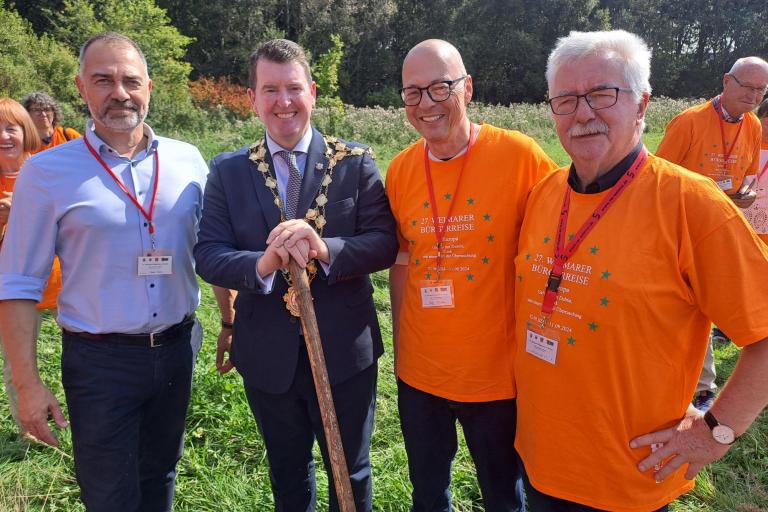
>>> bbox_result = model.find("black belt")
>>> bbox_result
[64,314,195,348]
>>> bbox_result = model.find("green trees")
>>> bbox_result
[48,0,195,128]
[5,0,768,111]
[0,0,79,115]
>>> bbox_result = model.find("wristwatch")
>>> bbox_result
[703,411,737,445]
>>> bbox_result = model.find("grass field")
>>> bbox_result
[1,98,767,511]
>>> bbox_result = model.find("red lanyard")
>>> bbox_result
[83,135,159,237]
[714,96,744,175]
[541,147,648,315]
[758,151,768,182]
[424,123,475,280]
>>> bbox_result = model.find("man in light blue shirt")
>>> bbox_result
[0,32,207,512]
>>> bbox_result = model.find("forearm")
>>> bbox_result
[710,338,768,435]
[389,263,407,344]
[0,300,43,390]
[212,286,237,323]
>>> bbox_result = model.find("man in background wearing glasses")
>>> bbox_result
[656,56,768,413]
[386,39,554,511]
[514,30,768,511]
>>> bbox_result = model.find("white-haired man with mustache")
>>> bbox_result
[0,32,208,512]
[513,30,768,511]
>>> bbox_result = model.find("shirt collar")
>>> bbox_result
[713,96,743,123]
[84,119,158,158]
[567,141,643,194]
[265,127,313,157]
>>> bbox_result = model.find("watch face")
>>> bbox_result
[712,425,735,445]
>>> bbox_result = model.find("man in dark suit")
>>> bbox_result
[194,39,398,512]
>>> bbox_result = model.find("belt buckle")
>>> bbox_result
[150,332,162,348]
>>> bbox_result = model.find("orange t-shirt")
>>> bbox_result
[656,98,761,193]
[740,142,768,244]
[513,154,768,511]
[31,126,81,155]
[0,173,61,310]
[386,123,554,401]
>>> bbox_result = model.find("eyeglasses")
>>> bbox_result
[400,76,467,106]
[548,87,635,115]
[28,108,53,116]
[728,74,768,97]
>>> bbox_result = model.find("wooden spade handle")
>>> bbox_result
[288,259,356,511]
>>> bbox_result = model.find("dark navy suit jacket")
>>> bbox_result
[194,128,398,393]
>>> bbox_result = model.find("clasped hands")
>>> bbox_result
[257,219,330,277]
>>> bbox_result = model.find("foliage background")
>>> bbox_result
[3,0,768,127]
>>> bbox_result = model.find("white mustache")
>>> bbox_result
[569,120,609,137]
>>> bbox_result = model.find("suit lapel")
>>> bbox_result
[247,142,282,229]
[297,128,329,218]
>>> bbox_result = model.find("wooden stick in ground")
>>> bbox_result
[288,259,356,511]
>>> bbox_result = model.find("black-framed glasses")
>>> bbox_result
[548,87,635,115]
[728,74,768,97]
[28,107,54,116]
[400,76,467,106]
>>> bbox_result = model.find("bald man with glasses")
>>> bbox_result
[386,39,555,512]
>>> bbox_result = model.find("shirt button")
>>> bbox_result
[153,313,158,317]
[150,283,155,288]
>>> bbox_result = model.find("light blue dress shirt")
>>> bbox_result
[0,121,208,334]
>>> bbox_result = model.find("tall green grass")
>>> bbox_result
[2,99,766,511]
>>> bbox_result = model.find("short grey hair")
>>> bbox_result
[79,32,148,74]
[22,91,63,126]
[546,30,652,101]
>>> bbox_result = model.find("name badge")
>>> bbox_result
[716,178,733,190]
[525,326,559,365]
[419,279,455,308]
[138,251,173,276]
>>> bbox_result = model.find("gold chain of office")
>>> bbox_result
[247,137,372,316]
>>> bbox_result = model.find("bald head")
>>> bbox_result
[401,39,473,157]
[728,56,768,76]
[403,39,467,79]
[722,56,768,116]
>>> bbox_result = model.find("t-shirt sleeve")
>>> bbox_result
[385,157,409,254]
[65,127,82,140]
[680,181,768,347]
[655,114,691,165]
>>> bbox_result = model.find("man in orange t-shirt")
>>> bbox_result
[23,91,81,154]
[515,30,768,512]
[656,56,768,411]
[387,39,554,511]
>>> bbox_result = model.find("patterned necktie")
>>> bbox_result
[277,150,302,219]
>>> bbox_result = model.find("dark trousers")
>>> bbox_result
[244,346,377,512]
[61,329,194,512]
[522,471,669,512]
[397,379,524,512]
